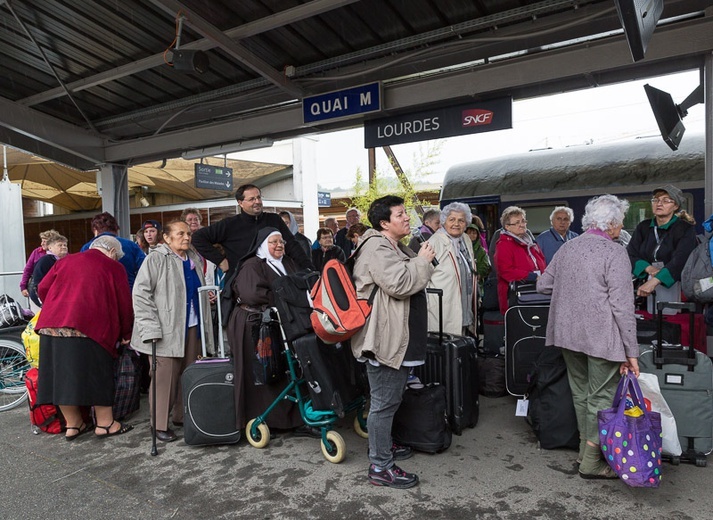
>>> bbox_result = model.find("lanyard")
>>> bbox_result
[652,225,664,262]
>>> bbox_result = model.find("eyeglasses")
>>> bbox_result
[242,195,263,203]
[506,219,527,227]
[268,239,286,246]
[651,197,676,205]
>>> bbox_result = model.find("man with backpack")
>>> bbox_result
[350,195,435,489]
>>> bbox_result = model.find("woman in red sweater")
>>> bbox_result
[494,206,547,315]
[36,235,134,440]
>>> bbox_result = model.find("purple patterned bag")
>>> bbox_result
[598,372,663,488]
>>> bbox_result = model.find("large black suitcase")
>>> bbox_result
[638,302,713,466]
[291,333,364,418]
[182,285,241,446]
[505,305,549,396]
[392,383,452,453]
[415,288,479,435]
[525,346,579,450]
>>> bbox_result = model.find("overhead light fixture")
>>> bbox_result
[181,138,274,160]
[173,49,209,74]
[644,83,704,151]
[169,14,209,74]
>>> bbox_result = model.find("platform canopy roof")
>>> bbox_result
[0,0,712,175]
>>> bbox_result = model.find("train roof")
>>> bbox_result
[441,133,705,201]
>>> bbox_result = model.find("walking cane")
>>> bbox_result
[150,339,158,456]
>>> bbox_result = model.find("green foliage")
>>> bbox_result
[344,142,442,226]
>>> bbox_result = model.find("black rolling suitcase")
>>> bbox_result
[638,302,713,466]
[392,383,451,453]
[525,346,579,450]
[415,288,479,435]
[291,333,364,418]
[182,285,241,446]
[505,305,549,396]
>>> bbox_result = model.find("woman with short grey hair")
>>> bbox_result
[90,235,125,260]
[537,194,639,480]
[426,202,476,334]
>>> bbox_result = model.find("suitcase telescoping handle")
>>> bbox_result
[426,288,444,343]
[656,301,696,371]
[198,285,225,358]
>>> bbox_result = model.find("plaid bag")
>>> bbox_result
[113,346,141,421]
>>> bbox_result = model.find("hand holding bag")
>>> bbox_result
[598,372,663,488]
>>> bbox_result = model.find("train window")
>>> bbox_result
[519,205,566,235]
[624,192,694,231]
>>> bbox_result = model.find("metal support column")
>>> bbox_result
[99,163,131,238]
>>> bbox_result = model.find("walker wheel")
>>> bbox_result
[246,418,270,449]
[321,430,346,464]
[353,414,368,439]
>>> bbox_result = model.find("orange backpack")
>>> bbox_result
[310,237,377,344]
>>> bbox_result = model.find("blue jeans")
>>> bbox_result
[366,363,410,470]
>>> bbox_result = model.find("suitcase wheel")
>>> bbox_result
[695,456,707,468]
[321,430,346,464]
[246,418,270,449]
[670,456,680,466]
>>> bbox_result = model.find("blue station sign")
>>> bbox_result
[303,82,381,124]
[194,163,233,192]
[317,191,332,207]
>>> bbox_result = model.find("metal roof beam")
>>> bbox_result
[20,0,354,107]
[102,15,713,164]
[147,0,302,98]
[0,96,105,165]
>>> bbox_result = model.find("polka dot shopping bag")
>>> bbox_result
[598,372,663,488]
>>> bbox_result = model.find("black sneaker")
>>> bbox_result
[392,443,413,461]
[368,464,419,489]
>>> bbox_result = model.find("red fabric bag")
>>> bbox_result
[25,367,64,434]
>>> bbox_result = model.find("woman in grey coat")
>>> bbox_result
[537,195,639,480]
[132,220,214,443]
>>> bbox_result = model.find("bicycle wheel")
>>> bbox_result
[0,339,30,412]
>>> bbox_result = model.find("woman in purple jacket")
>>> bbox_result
[537,195,639,480]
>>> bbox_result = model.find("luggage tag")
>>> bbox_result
[699,276,713,293]
[515,398,529,417]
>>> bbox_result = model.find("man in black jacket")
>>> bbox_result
[192,184,312,273]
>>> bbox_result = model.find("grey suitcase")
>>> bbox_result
[638,302,713,466]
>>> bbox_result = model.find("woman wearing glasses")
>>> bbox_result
[228,227,304,433]
[494,206,547,315]
[627,185,697,299]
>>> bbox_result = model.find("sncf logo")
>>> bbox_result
[462,109,494,127]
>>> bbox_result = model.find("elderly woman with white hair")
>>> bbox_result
[536,206,579,263]
[36,235,134,440]
[494,206,547,315]
[425,202,476,335]
[537,195,639,480]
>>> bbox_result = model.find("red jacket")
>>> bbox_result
[494,233,547,315]
[37,249,134,357]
